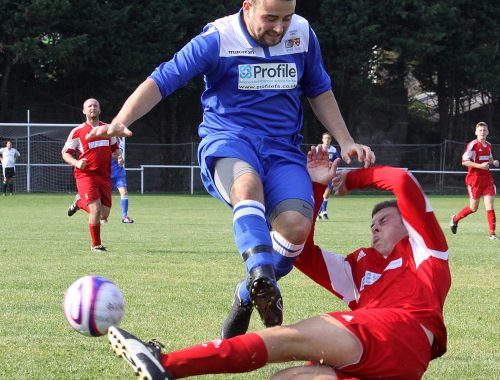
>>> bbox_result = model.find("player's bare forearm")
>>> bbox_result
[308,91,353,146]
[86,78,162,139]
[112,78,162,129]
[463,160,489,170]
[112,149,122,160]
[112,149,124,166]
[62,152,77,167]
[308,91,375,167]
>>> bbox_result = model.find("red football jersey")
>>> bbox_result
[62,122,119,178]
[462,139,494,183]
[295,166,451,360]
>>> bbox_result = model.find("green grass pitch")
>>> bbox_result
[0,193,498,379]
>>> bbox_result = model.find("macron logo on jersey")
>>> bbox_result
[238,63,298,90]
[228,49,255,56]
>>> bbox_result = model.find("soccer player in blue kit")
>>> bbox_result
[88,0,375,338]
[317,132,341,220]
[110,155,134,224]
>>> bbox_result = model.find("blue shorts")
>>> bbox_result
[198,132,313,218]
[111,175,127,190]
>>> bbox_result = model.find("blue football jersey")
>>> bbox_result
[110,157,125,179]
[327,145,340,161]
[149,9,331,139]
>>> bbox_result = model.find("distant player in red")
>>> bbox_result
[106,147,451,380]
[450,122,499,240]
[62,98,122,252]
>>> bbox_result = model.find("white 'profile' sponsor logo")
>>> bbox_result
[238,63,298,90]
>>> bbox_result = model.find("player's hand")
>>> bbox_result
[86,122,133,139]
[479,162,490,170]
[307,145,340,185]
[493,160,499,168]
[333,170,349,196]
[76,159,87,170]
[340,142,375,168]
[116,155,124,167]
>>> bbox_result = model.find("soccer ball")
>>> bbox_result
[63,275,125,337]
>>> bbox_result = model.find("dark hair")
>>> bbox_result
[371,200,398,218]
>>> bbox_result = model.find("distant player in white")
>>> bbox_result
[316,132,340,220]
[0,141,21,196]
[89,0,375,337]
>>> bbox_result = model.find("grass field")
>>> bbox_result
[0,193,498,379]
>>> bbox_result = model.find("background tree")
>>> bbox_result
[412,0,500,142]
[1,0,499,145]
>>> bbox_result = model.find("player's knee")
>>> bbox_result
[231,174,263,201]
[273,214,311,243]
[270,199,313,243]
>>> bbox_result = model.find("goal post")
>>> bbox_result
[1,115,498,194]
[0,119,79,193]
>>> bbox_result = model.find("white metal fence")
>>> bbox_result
[1,120,498,194]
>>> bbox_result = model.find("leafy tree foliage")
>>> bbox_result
[0,0,499,145]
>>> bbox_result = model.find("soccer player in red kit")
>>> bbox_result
[450,122,499,240]
[106,146,451,380]
[62,98,123,252]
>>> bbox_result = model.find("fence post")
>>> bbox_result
[191,166,194,195]
[141,166,144,194]
[439,141,444,191]
[27,110,31,193]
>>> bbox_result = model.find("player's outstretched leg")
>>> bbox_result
[67,193,80,216]
[231,200,283,329]
[108,326,172,380]
[221,280,253,339]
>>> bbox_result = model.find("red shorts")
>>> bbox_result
[466,179,496,199]
[75,175,112,208]
[328,308,431,380]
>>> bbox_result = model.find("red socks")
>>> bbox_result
[455,206,474,222]
[487,210,496,235]
[456,207,496,235]
[89,223,101,246]
[160,333,268,378]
